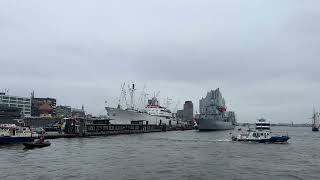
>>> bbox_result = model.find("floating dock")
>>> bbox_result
[43,119,193,139]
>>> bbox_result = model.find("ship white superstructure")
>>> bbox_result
[106,83,177,126]
[145,97,172,119]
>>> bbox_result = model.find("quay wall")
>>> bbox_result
[41,123,193,139]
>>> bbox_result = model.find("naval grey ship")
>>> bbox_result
[198,88,236,131]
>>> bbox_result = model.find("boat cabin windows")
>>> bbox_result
[252,132,268,138]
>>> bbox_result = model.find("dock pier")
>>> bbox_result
[42,118,193,139]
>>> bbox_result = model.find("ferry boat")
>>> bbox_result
[0,124,35,144]
[232,118,290,143]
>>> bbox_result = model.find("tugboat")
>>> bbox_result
[232,118,290,143]
[311,108,320,132]
[23,135,51,149]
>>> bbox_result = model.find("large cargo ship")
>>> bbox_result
[105,83,177,126]
[105,107,172,125]
[198,88,236,131]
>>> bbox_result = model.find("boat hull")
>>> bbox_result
[0,137,35,144]
[312,127,319,132]
[198,118,235,131]
[235,136,290,143]
[106,107,176,125]
[23,141,51,149]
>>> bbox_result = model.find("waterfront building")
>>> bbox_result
[38,103,54,118]
[184,101,194,123]
[72,105,86,118]
[176,110,184,121]
[31,97,57,117]
[56,105,72,118]
[0,92,31,117]
[176,101,194,124]
[0,104,22,120]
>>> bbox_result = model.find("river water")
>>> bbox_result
[0,127,319,180]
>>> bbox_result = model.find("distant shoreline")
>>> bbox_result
[237,123,311,127]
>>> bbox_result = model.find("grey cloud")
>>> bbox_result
[1,0,320,123]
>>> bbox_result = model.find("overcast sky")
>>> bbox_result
[1,0,320,123]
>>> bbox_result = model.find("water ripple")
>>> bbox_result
[0,127,319,180]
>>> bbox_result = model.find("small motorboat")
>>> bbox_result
[23,141,51,149]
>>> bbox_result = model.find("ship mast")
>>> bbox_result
[313,106,316,126]
[118,83,128,109]
[138,84,149,110]
[128,83,136,110]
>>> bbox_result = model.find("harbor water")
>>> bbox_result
[1,127,319,180]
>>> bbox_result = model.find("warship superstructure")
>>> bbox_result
[198,88,236,131]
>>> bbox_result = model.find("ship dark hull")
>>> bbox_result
[198,118,235,131]
[312,127,319,132]
[0,137,35,144]
[235,136,290,143]
[23,141,51,149]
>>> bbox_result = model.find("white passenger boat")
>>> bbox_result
[232,118,290,143]
[0,124,35,144]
